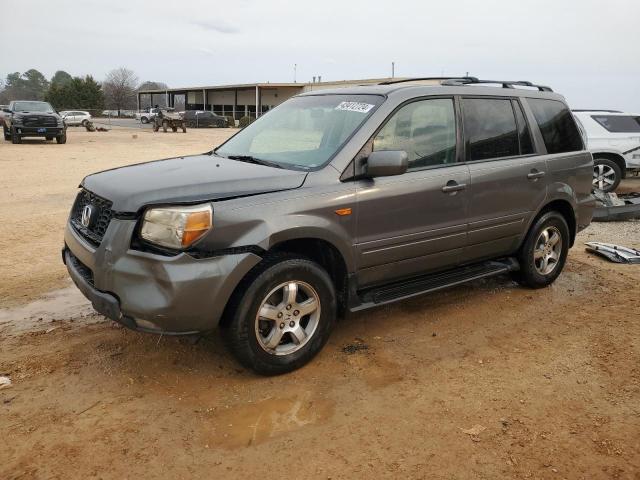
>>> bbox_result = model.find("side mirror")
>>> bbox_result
[2,108,11,113]
[366,150,408,177]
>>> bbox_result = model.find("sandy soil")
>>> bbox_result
[1,130,639,479]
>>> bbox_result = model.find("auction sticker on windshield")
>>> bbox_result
[335,101,375,113]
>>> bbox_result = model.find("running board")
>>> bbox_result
[350,258,518,312]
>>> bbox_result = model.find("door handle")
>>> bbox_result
[442,181,467,194]
[527,169,545,180]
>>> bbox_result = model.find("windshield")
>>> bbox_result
[13,101,54,113]
[216,94,384,169]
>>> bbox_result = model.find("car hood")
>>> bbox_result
[82,153,308,212]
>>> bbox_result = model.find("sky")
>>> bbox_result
[1,0,639,111]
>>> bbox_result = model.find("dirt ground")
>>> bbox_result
[1,128,639,479]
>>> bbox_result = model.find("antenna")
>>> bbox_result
[294,64,297,83]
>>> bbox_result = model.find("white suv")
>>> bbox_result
[573,110,640,192]
[60,111,92,127]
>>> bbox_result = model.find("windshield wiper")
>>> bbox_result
[225,155,284,169]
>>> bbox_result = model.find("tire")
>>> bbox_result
[171,126,177,132]
[162,120,169,133]
[56,131,67,144]
[11,129,21,144]
[593,157,621,193]
[221,254,336,375]
[513,211,570,289]
[182,126,187,133]
[81,119,88,127]
[4,127,10,141]
[141,117,149,124]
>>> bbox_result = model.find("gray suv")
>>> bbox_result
[63,77,594,374]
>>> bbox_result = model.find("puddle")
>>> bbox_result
[0,286,101,335]
[209,393,334,449]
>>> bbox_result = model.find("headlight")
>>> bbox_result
[140,203,213,249]
[12,115,23,124]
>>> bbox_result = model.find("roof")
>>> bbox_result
[138,82,303,94]
[137,78,402,95]
[298,82,565,100]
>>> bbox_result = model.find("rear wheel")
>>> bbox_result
[141,117,149,124]
[513,211,569,289]
[162,120,169,132]
[221,255,336,375]
[592,157,621,193]
[81,119,89,127]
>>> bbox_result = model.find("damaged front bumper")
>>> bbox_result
[63,219,262,334]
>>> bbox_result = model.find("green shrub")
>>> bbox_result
[238,116,255,128]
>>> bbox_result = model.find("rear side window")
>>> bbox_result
[591,115,640,133]
[461,98,519,161]
[527,98,583,153]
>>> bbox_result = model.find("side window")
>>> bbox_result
[527,98,583,153]
[513,100,534,155]
[590,115,640,133]
[372,98,457,169]
[461,98,519,161]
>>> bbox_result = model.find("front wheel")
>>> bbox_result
[221,255,336,375]
[11,129,21,144]
[513,211,570,289]
[593,158,621,193]
[140,117,149,124]
[56,131,67,144]
[4,127,11,141]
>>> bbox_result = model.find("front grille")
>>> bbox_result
[70,189,114,247]
[23,115,58,127]
[67,250,94,286]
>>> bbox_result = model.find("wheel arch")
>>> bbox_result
[526,199,577,248]
[592,151,627,179]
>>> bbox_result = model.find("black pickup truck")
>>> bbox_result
[2,100,66,144]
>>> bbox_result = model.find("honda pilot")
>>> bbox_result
[63,77,595,375]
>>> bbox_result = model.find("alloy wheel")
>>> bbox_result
[592,163,617,191]
[254,280,321,355]
[533,226,562,275]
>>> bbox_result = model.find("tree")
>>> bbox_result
[103,67,138,115]
[51,70,73,88]
[0,69,50,102]
[46,75,104,110]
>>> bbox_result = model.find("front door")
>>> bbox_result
[354,97,470,287]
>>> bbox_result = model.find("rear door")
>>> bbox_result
[355,97,470,286]
[462,97,547,262]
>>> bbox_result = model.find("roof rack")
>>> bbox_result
[572,109,622,113]
[441,78,553,92]
[379,76,553,92]
[379,76,479,85]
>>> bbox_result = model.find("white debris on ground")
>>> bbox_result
[0,376,12,389]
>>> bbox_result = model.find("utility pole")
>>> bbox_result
[294,64,297,83]
[391,62,395,78]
